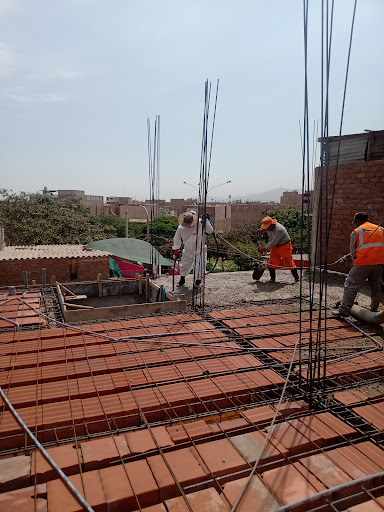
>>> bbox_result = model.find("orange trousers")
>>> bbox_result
[268,242,296,270]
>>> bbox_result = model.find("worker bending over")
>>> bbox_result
[259,216,299,282]
[335,212,384,317]
[173,210,213,287]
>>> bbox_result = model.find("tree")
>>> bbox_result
[95,215,142,239]
[144,216,179,238]
[0,190,116,245]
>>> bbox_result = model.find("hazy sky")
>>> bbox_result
[0,1,383,201]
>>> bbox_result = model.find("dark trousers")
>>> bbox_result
[339,264,383,315]
[269,268,299,281]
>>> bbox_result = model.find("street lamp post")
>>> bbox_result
[183,180,231,196]
[183,181,199,194]
[138,204,150,242]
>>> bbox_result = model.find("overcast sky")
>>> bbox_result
[0,0,383,201]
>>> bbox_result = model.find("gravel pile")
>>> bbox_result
[154,269,377,311]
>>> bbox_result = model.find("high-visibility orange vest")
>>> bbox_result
[354,222,384,265]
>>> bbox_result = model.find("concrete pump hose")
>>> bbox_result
[350,305,384,325]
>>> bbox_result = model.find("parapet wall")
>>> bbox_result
[0,256,109,287]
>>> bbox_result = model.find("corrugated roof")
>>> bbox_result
[319,130,384,165]
[0,244,110,261]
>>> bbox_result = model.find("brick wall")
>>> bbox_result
[0,257,109,287]
[313,159,384,272]
[230,203,281,229]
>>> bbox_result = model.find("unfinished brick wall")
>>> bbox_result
[314,159,384,272]
[0,257,109,287]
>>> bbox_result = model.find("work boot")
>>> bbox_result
[268,268,276,282]
[330,308,349,318]
[291,268,299,282]
[178,276,185,287]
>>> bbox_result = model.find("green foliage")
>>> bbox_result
[144,216,179,237]
[96,215,141,239]
[0,190,116,245]
[207,260,238,273]
[143,216,179,257]
[230,242,261,271]
[227,224,263,245]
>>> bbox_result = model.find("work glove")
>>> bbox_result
[259,247,266,255]
[337,255,349,265]
[201,213,211,222]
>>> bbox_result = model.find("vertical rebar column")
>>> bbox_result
[23,270,28,290]
[42,268,47,290]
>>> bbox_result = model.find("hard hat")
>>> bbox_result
[260,216,277,230]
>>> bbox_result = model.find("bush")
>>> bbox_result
[230,242,261,271]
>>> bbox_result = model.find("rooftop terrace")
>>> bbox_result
[0,287,384,511]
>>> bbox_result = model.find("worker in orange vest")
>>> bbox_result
[335,212,384,317]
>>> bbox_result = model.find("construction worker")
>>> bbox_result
[335,212,384,317]
[173,210,213,287]
[259,216,299,282]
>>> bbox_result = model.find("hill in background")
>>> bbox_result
[211,187,299,203]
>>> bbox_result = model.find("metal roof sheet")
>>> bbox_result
[319,130,384,165]
[0,244,110,261]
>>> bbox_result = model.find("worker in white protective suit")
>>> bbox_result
[172,210,214,287]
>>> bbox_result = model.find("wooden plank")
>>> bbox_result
[59,284,77,296]
[97,273,102,297]
[64,299,187,322]
[55,282,66,321]
[63,302,94,310]
[145,274,150,303]
[137,274,142,295]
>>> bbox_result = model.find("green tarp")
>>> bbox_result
[88,238,173,266]
[109,257,121,278]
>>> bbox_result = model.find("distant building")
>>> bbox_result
[230,202,281,229]
[105,196,134,206]
[280,190,301,206]
[280,190,313,212]
[57,190,104,215]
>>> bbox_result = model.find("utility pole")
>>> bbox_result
[125,210,129,238]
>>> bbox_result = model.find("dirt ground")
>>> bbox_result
[154,268,380,311]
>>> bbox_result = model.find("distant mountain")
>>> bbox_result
[212,187,299,203]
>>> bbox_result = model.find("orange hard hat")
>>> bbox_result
[260,216,277,230]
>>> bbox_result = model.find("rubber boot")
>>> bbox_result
[291,268,299,282]
[269,268,276,282]
[178,276,185,286]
